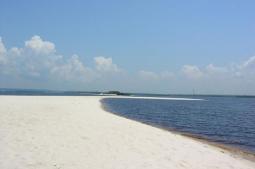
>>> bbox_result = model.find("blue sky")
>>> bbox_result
[1,0,255,94]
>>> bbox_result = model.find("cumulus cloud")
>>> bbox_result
[182,65,203,79]
[9,47,22,56]
[180,56,255,82]
[0,37,6,54]
[0,36,60,78]
[50,55,95,82]
[25,35,55,55]
[1,35,255,94]
[0,35,121,86]
[0,37,7,64]
[94,56,120,72]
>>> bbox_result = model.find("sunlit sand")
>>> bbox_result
[0,96,254,169]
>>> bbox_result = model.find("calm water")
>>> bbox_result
[102,96,255,153]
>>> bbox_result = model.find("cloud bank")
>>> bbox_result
[1,35,255,94]
[0,35,120,89]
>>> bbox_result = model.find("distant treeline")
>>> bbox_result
[102,91,130,96]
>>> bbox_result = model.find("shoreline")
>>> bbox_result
[0,95,254,169]
[100,97,255,162]
[180,132,255,162]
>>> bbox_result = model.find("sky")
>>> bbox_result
[1,0,255,95]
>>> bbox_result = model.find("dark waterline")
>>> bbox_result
[101,96,255,154]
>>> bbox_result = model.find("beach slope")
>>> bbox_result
[0,96,254,169]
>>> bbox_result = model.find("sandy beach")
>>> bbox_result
[0,96,254,169]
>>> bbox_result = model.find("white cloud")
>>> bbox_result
[182,65,203,79]
[0,35,122,87]
[0,36,87,81]
[50,55,94,82]
[241,56,255,70]
[0,37,6,54]
[94,56,120,72]
[232,56,255,78]
[9,47,22,56]
[1,35,255,94]
[180,57,255,81]
[205,64,228,74]
[25,35,55,55]
[0,37,7,64]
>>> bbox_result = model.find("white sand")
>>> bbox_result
[0,96,254,169]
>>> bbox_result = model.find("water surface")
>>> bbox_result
[102,96,255,153]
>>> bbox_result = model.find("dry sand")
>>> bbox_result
[0,95,254,169]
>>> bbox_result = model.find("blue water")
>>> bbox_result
[102,96,255,153]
